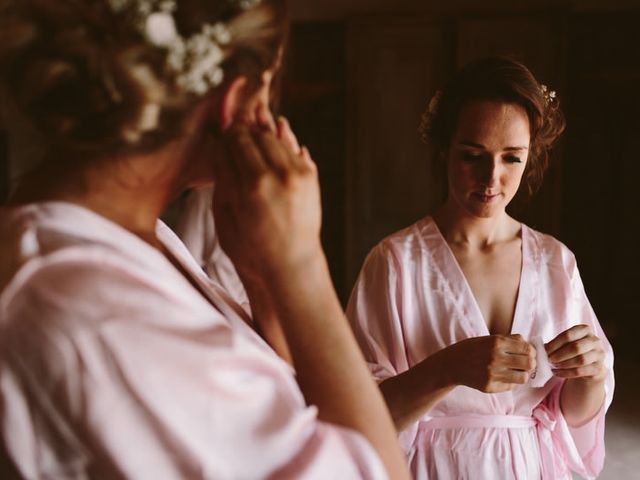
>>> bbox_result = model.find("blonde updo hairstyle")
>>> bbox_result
[419,56,565,199]
[0,0,288,161]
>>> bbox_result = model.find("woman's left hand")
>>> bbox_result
[545,324,607,383]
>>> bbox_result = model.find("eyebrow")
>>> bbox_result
[458,141,529,151]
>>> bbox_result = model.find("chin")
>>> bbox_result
[467,207,500,219]
[450,191,511,219]
[463,199,506,219]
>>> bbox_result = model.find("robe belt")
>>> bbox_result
[417,408,561,479]
[418,414,536,430]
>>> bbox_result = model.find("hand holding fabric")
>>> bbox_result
[440,334,537,393]
[546,324,607,383]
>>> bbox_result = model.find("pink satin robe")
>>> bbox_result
[0,202,386,479]
[347,216,614,480]
[175,186,249,309]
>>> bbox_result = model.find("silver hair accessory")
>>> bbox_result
[419,90,442,139]
[107,0,260,95]
[540,84,557,106]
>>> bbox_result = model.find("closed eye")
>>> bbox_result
[462,152,484,162]
[505,155,522,163]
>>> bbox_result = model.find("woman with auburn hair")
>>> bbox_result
[347,57,614,479]
[0,1,411,478]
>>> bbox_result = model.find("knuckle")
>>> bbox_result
[280,170,296,187]
[304,155,317,171]
[251,176,272,197]
[486,361,495,374]
[488,352,500,368]
[526,357,536,370]
[229,123,248,136]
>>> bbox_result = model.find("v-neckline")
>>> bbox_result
[428,217,528,337]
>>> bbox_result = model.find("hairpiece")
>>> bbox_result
[107,0,260,95]
[419,90,442,141]
[540,84,557,106]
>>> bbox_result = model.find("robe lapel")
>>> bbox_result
[424,217,528,338]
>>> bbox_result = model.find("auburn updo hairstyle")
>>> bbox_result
[0,0,288,160]
[419,56,565,199]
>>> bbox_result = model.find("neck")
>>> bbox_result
[433,198,515,249]
[10,149,190,248]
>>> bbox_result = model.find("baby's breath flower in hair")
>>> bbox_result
[106,0,261,95]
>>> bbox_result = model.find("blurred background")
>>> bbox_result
[1,0,639,478]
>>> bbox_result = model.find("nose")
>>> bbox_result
[476,157,501,188]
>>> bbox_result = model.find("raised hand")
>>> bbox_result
[440,334,536,393]
[545,324,607,383]
[276,116,302,154]
[212,122,321,284]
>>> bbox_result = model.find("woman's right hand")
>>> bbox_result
[438,334,536,393]
[212,121,322,283]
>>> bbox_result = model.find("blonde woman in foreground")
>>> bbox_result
[0,1,410,478]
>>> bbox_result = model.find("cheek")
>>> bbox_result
[507,161,528,188]
[447,160,473,188]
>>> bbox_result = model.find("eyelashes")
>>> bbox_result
[461,153,522,164]
[462,153,482,162]
[505,155,522,163]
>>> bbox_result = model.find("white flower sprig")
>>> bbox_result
[106,0,256,95]
[540,84,557,106]
[166,22,231,94]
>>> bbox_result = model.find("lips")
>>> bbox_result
[473,192,500,203]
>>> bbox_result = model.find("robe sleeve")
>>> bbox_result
[347,243,410,381]
[538,252,614,480]
[0,260,387,480]
[346,244,418,451]
[175,187,250,310]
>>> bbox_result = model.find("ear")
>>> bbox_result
[218,76,248,130]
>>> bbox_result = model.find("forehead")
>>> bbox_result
[453,100,531,148]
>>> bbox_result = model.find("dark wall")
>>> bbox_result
[562,14,640,362]
[290,0,640,21]
[0,129,7,205]
[281,23,347,298]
